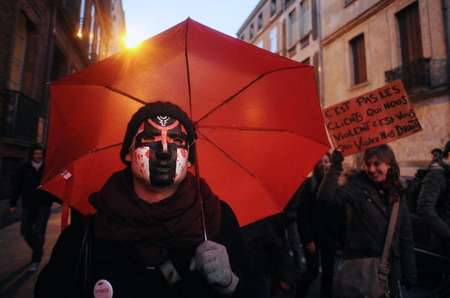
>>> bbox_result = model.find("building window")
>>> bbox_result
[239,34,245,40]
[8,13,28,91]
[299,0,311,38]
[344,0,357,7]
[350,34,367,85]
[285,0,295,8]
[257,13,263,30]
[249,23,254,40]
[287,9,298,49]
[256,40,264,48]
[396,2,423,65]
[270,0,277,16]
[269,27,278,53]
[50,46,67,81]
[301,57,310,65]
[9,12,38,96]
[95,26,102,57]
[36,117,45,144]
[88,3,96,60]
[77,0,86,37]
[313,52,322,105]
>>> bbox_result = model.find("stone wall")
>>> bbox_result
[391,96,450,175]
[321,0,382,39]
[321,0,449,174]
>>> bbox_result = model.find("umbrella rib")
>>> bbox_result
[198,125,298,134]
[199,125,330,147]
[185,18,193,118]
[104,86,147,105]
[88,142,122,153]
[196,65,308,123]
[197,131,257,179]
[55,83,148,106]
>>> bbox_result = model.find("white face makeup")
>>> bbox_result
[130,146,151,185]
[175,147,189,182]
[127,115,190,188]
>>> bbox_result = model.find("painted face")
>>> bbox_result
[128,115,190,188]
[365,156,391,183]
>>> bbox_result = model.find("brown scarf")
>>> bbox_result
[90,169,222,265]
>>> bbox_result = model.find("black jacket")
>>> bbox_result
[294,176,321,244]
[242,214,296,286]
[35,201,250,298]
[9,162,56,209]
[318,167,417,284]
[417,161,450,240]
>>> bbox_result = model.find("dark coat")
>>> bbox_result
[242,214,296,285]
[35,201,250,298]
[417,162,450,241]
[318,167,417,285]
[294,175,321,244]
[9,162,56,209]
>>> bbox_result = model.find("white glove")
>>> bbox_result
[190,240,239,295]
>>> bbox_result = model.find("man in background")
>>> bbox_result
[9,145,56,272]
[418,141,450,256]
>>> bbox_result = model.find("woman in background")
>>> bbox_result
[318,145,416,297]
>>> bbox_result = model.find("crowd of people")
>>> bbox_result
[281,141,450,298]
[5,101,450,298]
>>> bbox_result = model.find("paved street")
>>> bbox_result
[0,207,61,298]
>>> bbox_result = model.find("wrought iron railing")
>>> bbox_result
[385,58,448,93]
[0,89,39,145]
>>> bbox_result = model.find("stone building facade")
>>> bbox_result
[321,0,450,174]
[239,0,450,175]
[237,0,323,102]
[108,0,126,56]
[0,0,125,224]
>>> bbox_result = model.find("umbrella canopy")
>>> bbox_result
[43,19,330,226]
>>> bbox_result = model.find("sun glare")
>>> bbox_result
[123,34,143,49]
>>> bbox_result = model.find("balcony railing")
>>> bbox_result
[0,90,39,145]
[385,58,448,93]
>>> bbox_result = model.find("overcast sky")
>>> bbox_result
[122,1,259,46]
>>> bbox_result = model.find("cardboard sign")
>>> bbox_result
[323,80,422,156]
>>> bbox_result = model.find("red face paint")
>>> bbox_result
[128,115,190,187]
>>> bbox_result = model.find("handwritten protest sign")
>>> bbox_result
[323,80,422,156]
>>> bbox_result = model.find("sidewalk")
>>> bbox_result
[0,207,61,298]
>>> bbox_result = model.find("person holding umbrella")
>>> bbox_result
[35,102,248,298]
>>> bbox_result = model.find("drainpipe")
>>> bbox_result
[317,0,324,105]
[42,0,59,146]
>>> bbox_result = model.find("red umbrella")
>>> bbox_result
[42,19,330,226]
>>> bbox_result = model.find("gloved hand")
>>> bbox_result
[330,149,344,171]
[190,240,239,295]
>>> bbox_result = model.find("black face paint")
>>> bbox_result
[132,115,189,188]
